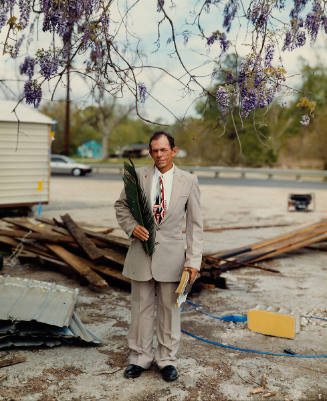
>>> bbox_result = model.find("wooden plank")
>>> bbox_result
[204,255,280,274]
[90,265,131,285]
[0,356,26,369]
[250,232,327,263]
[44,217,130,250]
[0,228,74,244]
[201,223,293,232]
[235,228,327,262]
[36,216,115,234]
[210,219,327,259]
[2,218,75,243]
[233,225,327,264]
[102,248,125,266]
[46,244,108,288]
[51,226,108,248]
[61,213,103,261]
[0,235,19,247]
[83,230,130,250]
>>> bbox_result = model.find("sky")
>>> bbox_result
[0,0,326,125]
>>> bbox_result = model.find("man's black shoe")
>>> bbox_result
[124,364,145,379]
[160,365,178,382]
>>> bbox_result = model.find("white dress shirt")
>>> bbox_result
[151,165,174,212]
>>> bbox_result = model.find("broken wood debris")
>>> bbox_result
[1,216,327,291]
[202,219,327,279]
[0,356,26,369]
[1,215,129,289]
[0,374,7,383]
[61,213,104,261]
[202,222,292,232]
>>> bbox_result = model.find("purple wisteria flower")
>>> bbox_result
[138,83,147,103]
[18,0,31,29]
[207,32,229,52]
[283,29,306,51]
[20,56,35,79]
[0,12,7,31]
[240,87,257,118]
[248,0,270,29]
[39,52,59,80]
[305,1,322,43]
[264,44,274,68]
[216,86,231,114]
[219,33,229,52]
[226,71,234,84]
[290,0,309,19]
[24,80,42,108]
[207,34,216,45]
[223,0,238,32]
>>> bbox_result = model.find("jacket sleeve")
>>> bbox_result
[184,174,203,270]
[114,186,138,238]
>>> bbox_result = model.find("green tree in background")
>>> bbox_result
[42,100,153,157]
[276,60,327,169]
[178,54,278,166]
[41,101,99,155]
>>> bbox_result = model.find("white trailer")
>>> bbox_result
[0,100,54,210]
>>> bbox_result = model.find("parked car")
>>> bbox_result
[50,155,93,176]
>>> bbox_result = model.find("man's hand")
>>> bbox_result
[183,267,199,284]
[132,225,149,242]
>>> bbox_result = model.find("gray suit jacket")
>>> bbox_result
[114,165,203,282]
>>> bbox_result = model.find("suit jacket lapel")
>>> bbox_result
[160,166,183,224]
[141,165,154,209]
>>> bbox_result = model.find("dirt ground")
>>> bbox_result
[1,173,327,401]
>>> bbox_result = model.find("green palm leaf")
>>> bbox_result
[123,159,155,256]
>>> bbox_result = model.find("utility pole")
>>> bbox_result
[64,28,72,156]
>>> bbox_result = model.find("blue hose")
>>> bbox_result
[181,300,327,358]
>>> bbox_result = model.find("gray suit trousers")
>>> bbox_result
[128,279,181,370]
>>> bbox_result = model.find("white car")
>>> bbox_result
[50,155,93,176]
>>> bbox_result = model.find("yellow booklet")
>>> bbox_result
[175,270,199,307]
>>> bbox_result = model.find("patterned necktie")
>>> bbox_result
[153,176,166,224]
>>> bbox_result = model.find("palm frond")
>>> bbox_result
[123,159,155,256]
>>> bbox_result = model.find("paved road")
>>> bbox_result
[52,171,327,189]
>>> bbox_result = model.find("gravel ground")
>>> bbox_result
[1,173,327,401]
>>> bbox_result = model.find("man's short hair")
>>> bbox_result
[149,131,175,150]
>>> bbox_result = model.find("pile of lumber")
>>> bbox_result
[1,216,327,291]
[203,219,327,274]
[0,215,130,289]
[0,215,225,290]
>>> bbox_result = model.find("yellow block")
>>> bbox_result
[247,310,295,339]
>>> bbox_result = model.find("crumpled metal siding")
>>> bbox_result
[0,313,102,348]
[0,276,102,348]
[0,275,78,327]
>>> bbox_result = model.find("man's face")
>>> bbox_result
[149,135,177,173]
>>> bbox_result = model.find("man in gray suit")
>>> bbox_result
[114,131,203,382]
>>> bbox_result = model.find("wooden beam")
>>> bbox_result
[210,219,327,259]
[0,228,74,244]
[61,214,103,261]
[0,356,26,369]
[46,244,108,288]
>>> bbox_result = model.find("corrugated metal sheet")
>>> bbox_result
[0,275,102,349]
[0,313,102,348]
[0,100,54,124]
[0,119,51,206]
[0,275,78,327]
